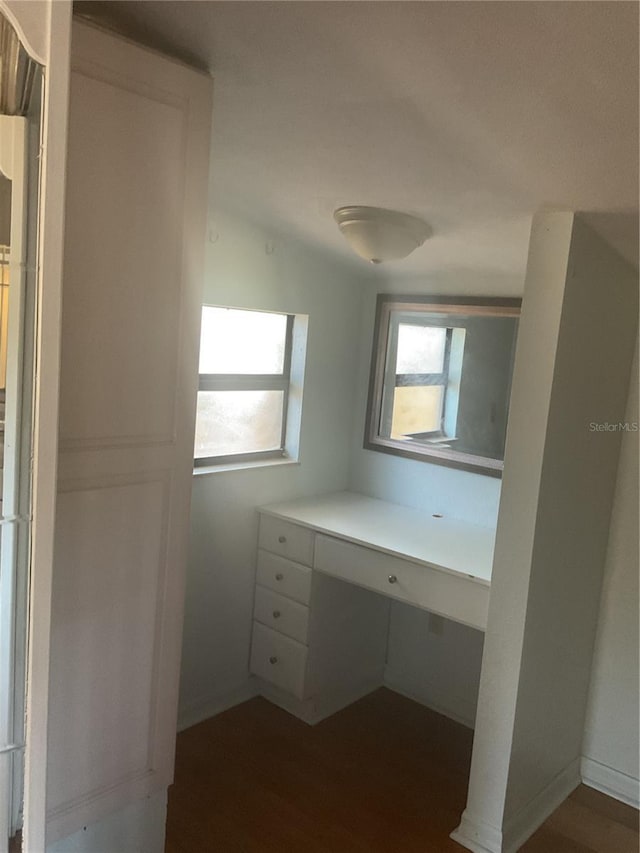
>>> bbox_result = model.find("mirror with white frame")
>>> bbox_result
[364,295,521,477]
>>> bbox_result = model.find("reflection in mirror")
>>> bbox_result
[0,13,42,853]
[365,295,521,477]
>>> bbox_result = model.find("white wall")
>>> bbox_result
[582,340,639,805]
[453,316,517,459]
[384,603,484,728]
[178,209,368,727]
[501,219,637,828]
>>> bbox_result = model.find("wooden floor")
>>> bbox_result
[165,689,638,853]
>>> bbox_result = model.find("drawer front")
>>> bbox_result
[250,622,307,699]
[314,534,490,631]
[256,549,312,604]
[258,515,314,566]
[253,586,309,645]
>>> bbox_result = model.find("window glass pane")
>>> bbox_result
[396,324,446,374]
[194,390,284,458]
[390,385,444,439]
[199,307,287,374]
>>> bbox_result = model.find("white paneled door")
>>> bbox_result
[47,21,211,844]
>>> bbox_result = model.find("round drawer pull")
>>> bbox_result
[272,610,281,619]
[388,574,398,584]
[275,573,284,581]
[269,656,278,665]
[278,535,287,543]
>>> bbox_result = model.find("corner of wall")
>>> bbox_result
[580,336,639,805]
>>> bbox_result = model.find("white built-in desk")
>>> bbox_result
[249,491,495,723]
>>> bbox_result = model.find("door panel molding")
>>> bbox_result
[58,62,190,450]
[48,472,171,813]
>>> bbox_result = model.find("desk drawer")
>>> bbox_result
[253,586,309,644]
[250,622,307,699]
[259,515,314,566]
[314,535,489,631]
[256,549,312,604]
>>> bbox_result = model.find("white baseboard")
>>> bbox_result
[46,789,168,853]
[581,757,640,808]
[502,758,581,851]
[451,811,503,853]
[451,759,581,853]
[384,669,476,729]
[177,681,259,732]
[256,677,382,725]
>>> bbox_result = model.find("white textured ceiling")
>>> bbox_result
[76,1,639,283]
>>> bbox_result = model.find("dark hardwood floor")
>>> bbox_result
[165,689,638,853]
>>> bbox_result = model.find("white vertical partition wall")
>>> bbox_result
[453,212,638,853]
[45,21,212,848]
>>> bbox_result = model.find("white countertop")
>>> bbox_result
[259,491,495,585]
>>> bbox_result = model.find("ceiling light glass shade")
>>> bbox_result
[334,206,431,264]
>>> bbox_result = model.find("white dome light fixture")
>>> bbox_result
[333,205,431,264]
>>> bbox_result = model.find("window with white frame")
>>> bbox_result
[194,306,300,466]
[381,318,455,441]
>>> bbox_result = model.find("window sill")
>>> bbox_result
[193,457,301,477]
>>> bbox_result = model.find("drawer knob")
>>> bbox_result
[272,610,281,619]
[275,573,284,581]
[278,535,287,543]
[269,656,278,665]
[388,574,398,584]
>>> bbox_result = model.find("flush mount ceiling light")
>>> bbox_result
[333,206,431,264]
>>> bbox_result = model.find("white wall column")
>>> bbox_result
[452,211,638,853]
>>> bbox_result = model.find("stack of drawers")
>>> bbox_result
[249,515,315,700]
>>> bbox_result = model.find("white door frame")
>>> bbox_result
[0,112,28,852]
[0,3,71,851]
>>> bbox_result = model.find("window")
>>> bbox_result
[365,295,520,476]
[382,319,453,441]
[194,306,297,466]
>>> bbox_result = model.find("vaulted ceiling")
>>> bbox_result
[76,1,639,284]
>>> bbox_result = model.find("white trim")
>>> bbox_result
[256,677,381,726]
[502,758,581,852]
[581,757,640,809]
[177,682,259,733]
[451,759,581,853]
[450,811,503,853]
[193,457,300,477]
[46,789,168,853]
[0,114,27,845]
[20,3,72,852]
